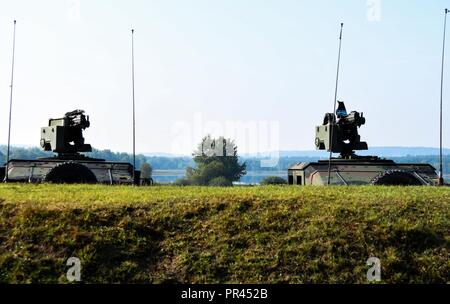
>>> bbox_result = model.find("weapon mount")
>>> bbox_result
[315,101,374,159]
[40,110,102,160]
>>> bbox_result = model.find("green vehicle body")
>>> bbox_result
[4,159,135,184]
[288,159,438,186]
[1,110,138,185]
[288,102,440,186]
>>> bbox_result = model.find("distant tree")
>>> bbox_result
[140,162,153,186]
[260,176,287,185]
[184,135,246,186]
[140,162,153,179]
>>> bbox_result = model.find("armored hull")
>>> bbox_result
[288,159,439,186]
[3,158,136,185]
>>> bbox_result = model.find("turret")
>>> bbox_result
[40,110,92,157]
[315,101,368,158]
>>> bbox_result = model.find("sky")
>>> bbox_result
[0,0,449,155]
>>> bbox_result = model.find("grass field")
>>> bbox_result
[0,184,449,283]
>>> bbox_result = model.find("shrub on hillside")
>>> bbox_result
[260,176,287,185]
[208,176,233,187]
[173,178,193,186]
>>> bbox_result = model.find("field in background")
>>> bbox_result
[0,184,449,283]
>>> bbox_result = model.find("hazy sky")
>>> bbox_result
[0,0,449,155]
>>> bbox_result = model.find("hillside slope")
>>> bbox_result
[0,185,449,283]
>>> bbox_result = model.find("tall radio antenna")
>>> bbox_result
[131,29,136,184]
[327,23,344,185]
[4,20,17,183]
[439,9,448,186]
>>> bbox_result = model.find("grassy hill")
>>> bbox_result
[0,184,449,283]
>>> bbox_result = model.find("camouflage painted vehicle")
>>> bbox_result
[1,110,139,184]
[288,102,440,186]
[288,159,438,186]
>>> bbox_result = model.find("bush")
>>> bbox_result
[199,161,226,185]
[260,176,287,185]
[208,176,233,187]
[173,178,193,186]
[183,135,247,186]
[140,162,153,179]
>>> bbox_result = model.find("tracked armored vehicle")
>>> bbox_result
[1,110,139,184]
[288,102,440,186]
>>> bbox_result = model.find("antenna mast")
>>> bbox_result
[327,23,344,185]
[131,29,136,184]
[4,20,17,183]
[439,9,448,186]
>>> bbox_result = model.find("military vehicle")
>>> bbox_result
[288,102,440,186]
[1,110,139,184]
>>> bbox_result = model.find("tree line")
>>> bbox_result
[1,145,449,176]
